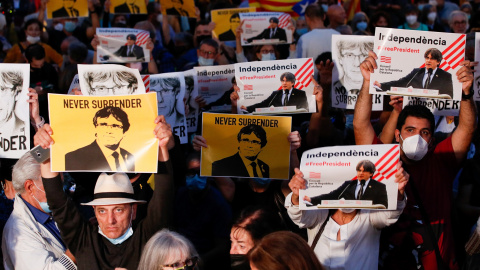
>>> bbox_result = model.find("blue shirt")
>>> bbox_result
[21,196,65,249]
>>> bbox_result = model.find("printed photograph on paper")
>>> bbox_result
[299,144,400,210]
[239,12,292,46]
[236,58,316,114]
[78,64,146,96]
[49,93,159,172]
[200,113,292,179]
[110,0,147,14]
[149,72,188,144]
[331,35,383,110]
[211,7,255,42]
[194,64,236,112]
[474,32,480,101]
[47,0,88,19]
[97,28,150,63]
[0,64,31,159]
[161,0,196,18]
[184,69,199,133]
[370,28,465,100]
[403,96,459,116]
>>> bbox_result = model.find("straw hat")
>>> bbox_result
[81,173,146,206]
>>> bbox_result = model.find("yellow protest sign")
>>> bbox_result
[110,0,147,14]
[211,7,256,41]
[161,0,196,18]
[47,0,89,19]
[49,93,159,172]
[201,113,291,179]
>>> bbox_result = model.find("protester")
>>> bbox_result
[398,5,428,31]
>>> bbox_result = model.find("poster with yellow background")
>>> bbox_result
[110,0,147,14]
[201,113,291,179]
[49,93,159,173]
[161,0,196,18]
[47,0,89,19]
[211,7,255,42]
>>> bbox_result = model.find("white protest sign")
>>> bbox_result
[299,144,399,210]
[239,12,292,46]
[403,96,460,116]
[97,28,150,63]
[194,64,236,112]
[184,69,199,133]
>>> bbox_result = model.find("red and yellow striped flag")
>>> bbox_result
[249,0,299,17]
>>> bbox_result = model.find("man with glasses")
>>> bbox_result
[0,71,25,139]
[373,48,454,99]
[83,70,139,95]
[246,17,287,43]
[448,10,469,33]
[219,13,240,41]
[114,34,145,61]
[151,77,185,127]
[65,106,135,171]
[114,0,140,14]
[52,0,79,18]
[212,124,269,178]
[196,38,219,66]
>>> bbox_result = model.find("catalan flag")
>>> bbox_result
[249,0,300,17]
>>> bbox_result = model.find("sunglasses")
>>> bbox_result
[163,256,198,270]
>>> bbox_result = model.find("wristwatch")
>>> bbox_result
[462,88,474,100]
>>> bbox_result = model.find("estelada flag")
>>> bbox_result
[249,0,298,17]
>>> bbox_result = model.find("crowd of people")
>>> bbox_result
[0,0,480,269]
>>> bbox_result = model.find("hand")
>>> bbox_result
[34,124,54,149]
[389,96,403,113]
[87,0,94,11]
[194,96,207,108]
[192,135,207,151]
[91,35,99,51]
[318,59,334,86]
[312,76,323,112]
[303,195,311,202]
[240,105,247,110]
[374,81,381,88]
[104,0,111,12]
[154,115,174,150]
[456,60,476,94]
[288,131,301,152]
[230,86,240,106]
[236,20,244,39]
[40,0,48,10]
[65,249,76,264]
[394,161,409,200]
[27,88,41,123]
[360,51,378,82]
[288,168,307,205]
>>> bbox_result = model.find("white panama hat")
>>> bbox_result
[81,173,146,206]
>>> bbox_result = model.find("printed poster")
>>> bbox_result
[110,0,147,14]
[474,32,480,101]
[201,113,291,179]
[403,96,459,116]
[47,0,88,19]
[149,72,188,144]
[77,64,146,96]
[299,144,400,210]
[236,58,316,114]
[184,69,199,133]
[239,12,292,46]
[67,74,80,95]
[371,28,465,100]
[161,0,196,18]
[331,35,383,110]
[49,93,159,172]
[97,28,150,63]
[0,64,31,159]
[194,64,236,112]
[211,7,256,42]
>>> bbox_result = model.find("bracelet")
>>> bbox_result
[31,116,45,129]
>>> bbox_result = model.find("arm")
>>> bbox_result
[37,0,46,24]
[451,60,477,162]
[86,0,101,39]
[353,51,377,145]
[146,38,159,74]
[306,80,329,148]
[288,131,301,179]
[44,44,64,67]
[378,96,402,144]
[27,88,43,132]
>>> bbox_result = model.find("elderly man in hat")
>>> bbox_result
[34,115,174,270]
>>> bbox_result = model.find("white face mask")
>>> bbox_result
[26,35,41,44]
[98,207,134,245]
[406,15,418,25]
[156,14,163,23]
[261,53,276,61]
[198,56,214,66]
[340,208,355,214]
[54,23,64,31]
[400,134,429,161]
[427,12,437,22]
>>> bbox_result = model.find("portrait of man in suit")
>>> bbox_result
[150,77,185,126]
[65,106,135,171]
[246,17,287,43]
[218,13,240,41]
[305,160,389,208]
[113,34,145,61]
[52,0,79,18]
[374,48,454,99]
[212,124,269,178]
[83,70,139,95]
[165,0,189,17]
[114,0,140,14]
[241,72,308,113]
[0,71,26,139]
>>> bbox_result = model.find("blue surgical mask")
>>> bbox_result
[467,14,471,20]
[32,182,52,213]
[186,174,207,191]
[356,21,368,31]
[64,21,77,33]
[198,56,214,66]
[321,4,328,12]
[417,4,425,11]
[252,177,271,187]
[261,53,276,61]
[99,226,133,245]
[296,28,308,36]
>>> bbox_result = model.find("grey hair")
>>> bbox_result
[12,152,41,194]
[356,160,376,174]
[137,229,199,270]
[448,10,468,26]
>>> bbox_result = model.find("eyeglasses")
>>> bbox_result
[0,86,15,97]
[92,85,129,94]
[240,138,261,145]
[342,53,367,61]
[199,49,216,58]
[453,20,466,25]
[96,123,123,130]
[163,257,198,270]
[260,49,275,54]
